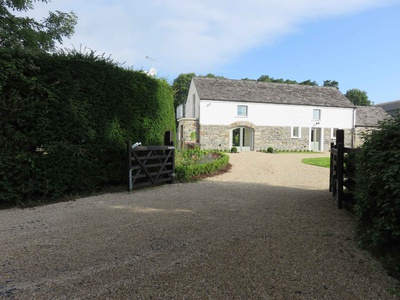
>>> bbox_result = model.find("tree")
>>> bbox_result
[0,0,78,52]
[323,80,339,89]
[172,73,226,109]
[203,73,226,79]
[172,73,196,109]
[257,75,297,84]
[345,89,372,106]
[299,79,318,86]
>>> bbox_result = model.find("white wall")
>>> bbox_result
[184,80,200,119]
[199,100,354,129]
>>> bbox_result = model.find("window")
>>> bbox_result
[180,125,183,139]
[332,128,338,139]
[292,126,301,138]
[192,94,196,118]
[237,105,248,117]
[313,109,321,120]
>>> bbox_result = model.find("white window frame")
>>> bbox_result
[331,128,338,139]
[237,105,248,117]
[291,126,301,138]
[313,109,321,120]
[192,94,196,118]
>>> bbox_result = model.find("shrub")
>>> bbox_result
[231,147,238,153]
[267,147,274,153]
[354,115,400,271]
[175,151,229,181]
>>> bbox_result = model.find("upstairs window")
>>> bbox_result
[313,109,321,120]
[237,105,248,117]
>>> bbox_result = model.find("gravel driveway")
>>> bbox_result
[0,152,398,299]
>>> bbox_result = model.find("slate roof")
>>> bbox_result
[355,106,392,127]
[193,77,355,108]
[374,99,400,116]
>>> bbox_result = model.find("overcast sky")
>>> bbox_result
[23,0,400,104]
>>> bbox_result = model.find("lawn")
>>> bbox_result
[301,157,330,168]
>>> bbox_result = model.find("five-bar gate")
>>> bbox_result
[127,141,175,191]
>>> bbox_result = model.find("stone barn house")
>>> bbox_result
[176,77,389,152]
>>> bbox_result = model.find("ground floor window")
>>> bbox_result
[331,128,338,139]
[291,126,301,138]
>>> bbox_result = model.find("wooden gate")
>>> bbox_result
[127,141,175,191]
[329,130,358,209]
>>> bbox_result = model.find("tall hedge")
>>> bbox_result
[0,49,175,205]
[355,114,400,252]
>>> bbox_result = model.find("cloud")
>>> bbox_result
[17,0,399,77]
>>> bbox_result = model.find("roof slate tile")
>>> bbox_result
[193,77,355,108]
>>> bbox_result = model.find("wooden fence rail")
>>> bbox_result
[127,141,175,191]
[329,130,359,209]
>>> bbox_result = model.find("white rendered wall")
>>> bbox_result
[184,81,200,119]
[199,100,354,129]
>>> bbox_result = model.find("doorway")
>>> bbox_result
[311,128,322,151]
[232,127,253,151]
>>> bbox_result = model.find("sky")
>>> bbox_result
[21,0,400,104]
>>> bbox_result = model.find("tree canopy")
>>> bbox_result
[172,73,226,109]
[257,75,297,84]
[172,73,196,109]
[257,75,335,87]
[345,89,372,106]
[323,80,339,89]
[0,0,77,52]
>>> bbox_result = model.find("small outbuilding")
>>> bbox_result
[354,106,392,147]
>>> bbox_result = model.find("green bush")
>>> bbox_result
[354,115,400,272]
[175,152,229,181]
[231,147,238,153]
[0,49,175,205]
[267,147,274,153]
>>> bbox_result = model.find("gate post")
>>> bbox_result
[336,130,344,209]
[127,140,132,192]
[329,142,334,192]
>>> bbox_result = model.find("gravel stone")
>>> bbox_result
[0,152,398,299]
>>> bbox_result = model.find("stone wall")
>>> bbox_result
[354,127,375,148]
[197,124,355,151]
[198,125,308,151]
[255,126,309,151]
[199,125,231,151]
[177,119,199,148]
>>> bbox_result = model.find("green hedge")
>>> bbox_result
[175,152,229,181]
[0,49,175,205]
[354,114,400,276]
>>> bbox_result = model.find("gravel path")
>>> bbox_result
[0,152,398,299]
